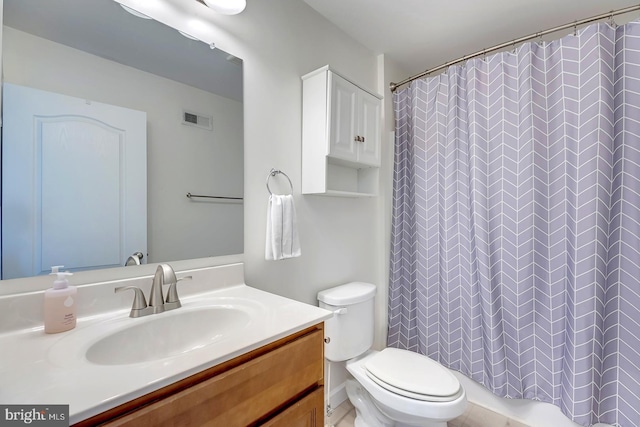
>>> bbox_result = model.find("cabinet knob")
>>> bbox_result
[361,136,365,143]
[354,136,360,142]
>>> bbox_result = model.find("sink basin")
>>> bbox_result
[86,307,251,365]
[48,298,262,367]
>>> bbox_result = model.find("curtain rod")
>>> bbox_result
[390,4,640,92]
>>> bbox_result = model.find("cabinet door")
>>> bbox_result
[357,90,381,166]
[328,73,358,162]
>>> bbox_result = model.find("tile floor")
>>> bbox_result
[327,400,530,427]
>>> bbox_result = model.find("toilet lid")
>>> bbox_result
[365,348,461,401]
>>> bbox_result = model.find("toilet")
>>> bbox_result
[318,282,467,427]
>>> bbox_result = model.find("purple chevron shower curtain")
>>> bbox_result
[388,22,640,427]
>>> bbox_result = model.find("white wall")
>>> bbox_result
[2,26,243,264]
[120,0,381,303]
[234,4,381,306]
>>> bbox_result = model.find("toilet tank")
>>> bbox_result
[317,282,376,362]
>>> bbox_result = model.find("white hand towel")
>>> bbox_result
[265,194,301,260]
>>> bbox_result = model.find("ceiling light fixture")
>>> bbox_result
[201,0,246,15]
[119,4,153,19]
[178,30,199,40]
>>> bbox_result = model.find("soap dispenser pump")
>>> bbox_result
[44,266,77,334]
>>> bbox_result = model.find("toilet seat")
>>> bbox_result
[347,350,468,422]
[364,348,461,402]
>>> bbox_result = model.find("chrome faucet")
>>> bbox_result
[148,264,175,313]
[115,264,192,318]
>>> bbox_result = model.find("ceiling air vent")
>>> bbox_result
[182,110,213,131]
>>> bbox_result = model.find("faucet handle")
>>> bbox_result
[164,276,192,310]
[115,286,153,318]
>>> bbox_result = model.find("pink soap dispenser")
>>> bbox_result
[44,266,77,334]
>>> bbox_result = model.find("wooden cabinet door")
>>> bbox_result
[260,387,324,427]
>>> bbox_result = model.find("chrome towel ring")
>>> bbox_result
[266,168,293,195]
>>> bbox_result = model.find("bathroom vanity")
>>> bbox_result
[0,263,332,426]
[79,324,325,426]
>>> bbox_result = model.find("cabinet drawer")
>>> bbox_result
[260,387,324,427]
[105,329,324,427]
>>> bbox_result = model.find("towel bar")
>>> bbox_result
[186,193,243,200]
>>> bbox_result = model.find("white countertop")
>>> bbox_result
[0,280,331,424]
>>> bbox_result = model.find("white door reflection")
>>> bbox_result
[2,83,147,279]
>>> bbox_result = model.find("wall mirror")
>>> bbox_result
[1,0,244,280]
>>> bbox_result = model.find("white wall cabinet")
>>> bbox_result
[302,65,382,197]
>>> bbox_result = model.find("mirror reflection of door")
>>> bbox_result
[2,83,147,279]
